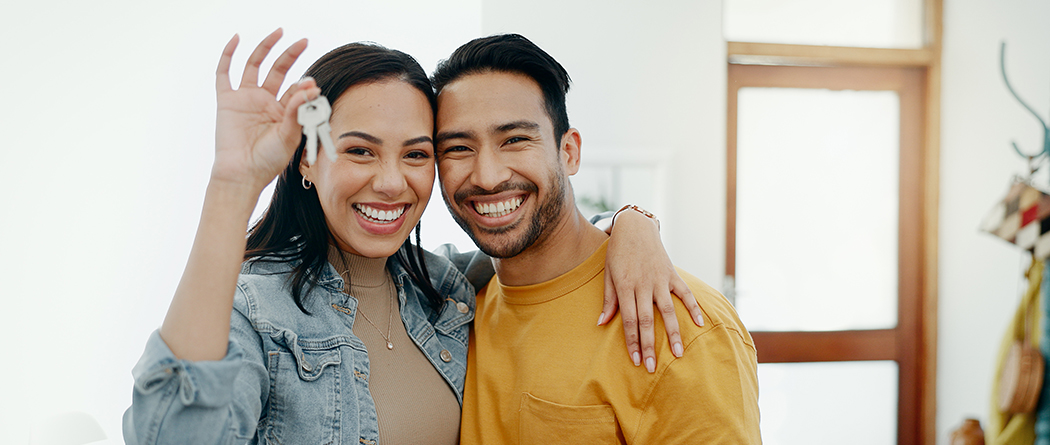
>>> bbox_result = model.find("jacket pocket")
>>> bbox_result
[518,392,623,445]
[262,333,344,445]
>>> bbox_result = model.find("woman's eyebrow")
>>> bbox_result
[403,136,434,147]
[338,131,382,145]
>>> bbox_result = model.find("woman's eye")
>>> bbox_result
[406,150,431,159]
[346,147,371,156]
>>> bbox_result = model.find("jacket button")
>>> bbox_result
[440,349,452,362]
[456,302,469,314]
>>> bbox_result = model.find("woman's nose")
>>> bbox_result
[372,160,408,197]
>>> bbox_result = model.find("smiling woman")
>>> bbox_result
[123,31,471,445]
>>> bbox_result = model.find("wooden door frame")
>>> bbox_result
[726,64,933,445]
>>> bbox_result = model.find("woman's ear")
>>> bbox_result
[299,153,313,182]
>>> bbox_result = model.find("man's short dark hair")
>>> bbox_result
[432,34,572,141]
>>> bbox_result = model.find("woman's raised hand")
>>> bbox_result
[159,29,318,362]
[212,28,318,192]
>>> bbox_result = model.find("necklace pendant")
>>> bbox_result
[387,341,394,350]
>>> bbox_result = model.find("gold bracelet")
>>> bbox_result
[612,204,660,231]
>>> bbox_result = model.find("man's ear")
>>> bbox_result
[559,128,582,176]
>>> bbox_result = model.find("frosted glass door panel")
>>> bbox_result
[724,0,924,49]
[759,361,898,444]
[735,88,899,331]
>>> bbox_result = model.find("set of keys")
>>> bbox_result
[298,95,338,165]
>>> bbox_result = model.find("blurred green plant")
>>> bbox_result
[578,195,614,213]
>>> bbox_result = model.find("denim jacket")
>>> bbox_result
[123,248,478,445]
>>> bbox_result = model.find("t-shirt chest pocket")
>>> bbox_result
[263,335,345,444]
[518,392,624,445]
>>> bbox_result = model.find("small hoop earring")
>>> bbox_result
[302,177,313,190]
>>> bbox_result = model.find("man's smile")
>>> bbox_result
[472,196,524,218]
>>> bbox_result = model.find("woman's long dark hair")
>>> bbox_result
[244,42,443,314]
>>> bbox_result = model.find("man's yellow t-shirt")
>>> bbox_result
[460,241,761,444]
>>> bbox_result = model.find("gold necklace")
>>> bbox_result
[356,284,395,350]
[338,254,396,350]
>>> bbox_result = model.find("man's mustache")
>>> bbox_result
[453,181,539,205]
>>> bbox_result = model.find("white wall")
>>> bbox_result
[0,1,480,443]
[938,0,1050,442]
[480,0,727,284]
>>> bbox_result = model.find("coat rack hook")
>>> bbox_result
[1000,41,1050,175]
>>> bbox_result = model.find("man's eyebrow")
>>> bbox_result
[435,130,475,143]
[435,121,540,143]
[403,136,433,147]
[494,120,540,133]
[338,131,382,145]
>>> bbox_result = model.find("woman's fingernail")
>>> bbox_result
[645,357,656,373]
[632,352,641,366]
[673,342,684,357]
[597,312,606,326]
[696,313,705,327]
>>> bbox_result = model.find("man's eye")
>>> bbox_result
[505,137,527,145]
[441,146,469,155]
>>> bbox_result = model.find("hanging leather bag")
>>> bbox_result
[996,257,1045,414]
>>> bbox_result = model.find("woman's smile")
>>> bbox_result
[353,202,410,235]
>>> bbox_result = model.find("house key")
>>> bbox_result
[298,95,337,165]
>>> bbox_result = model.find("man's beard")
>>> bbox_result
[447,171,568,259]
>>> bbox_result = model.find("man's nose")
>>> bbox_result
[469,148,512,191]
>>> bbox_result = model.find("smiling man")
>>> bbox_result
[432,34,761,444]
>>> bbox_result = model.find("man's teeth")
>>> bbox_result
[474,197,523,218]
[353,204,405,223]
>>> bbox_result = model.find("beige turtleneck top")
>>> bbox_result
[329,248,460,445]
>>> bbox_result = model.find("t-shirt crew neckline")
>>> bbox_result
[495,239,609,306]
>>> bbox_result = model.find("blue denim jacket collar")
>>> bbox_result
[240,249,474,329]
[256,252,477,333]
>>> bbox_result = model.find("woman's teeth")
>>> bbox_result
[474,197,522,218]
[353,204,405,223]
